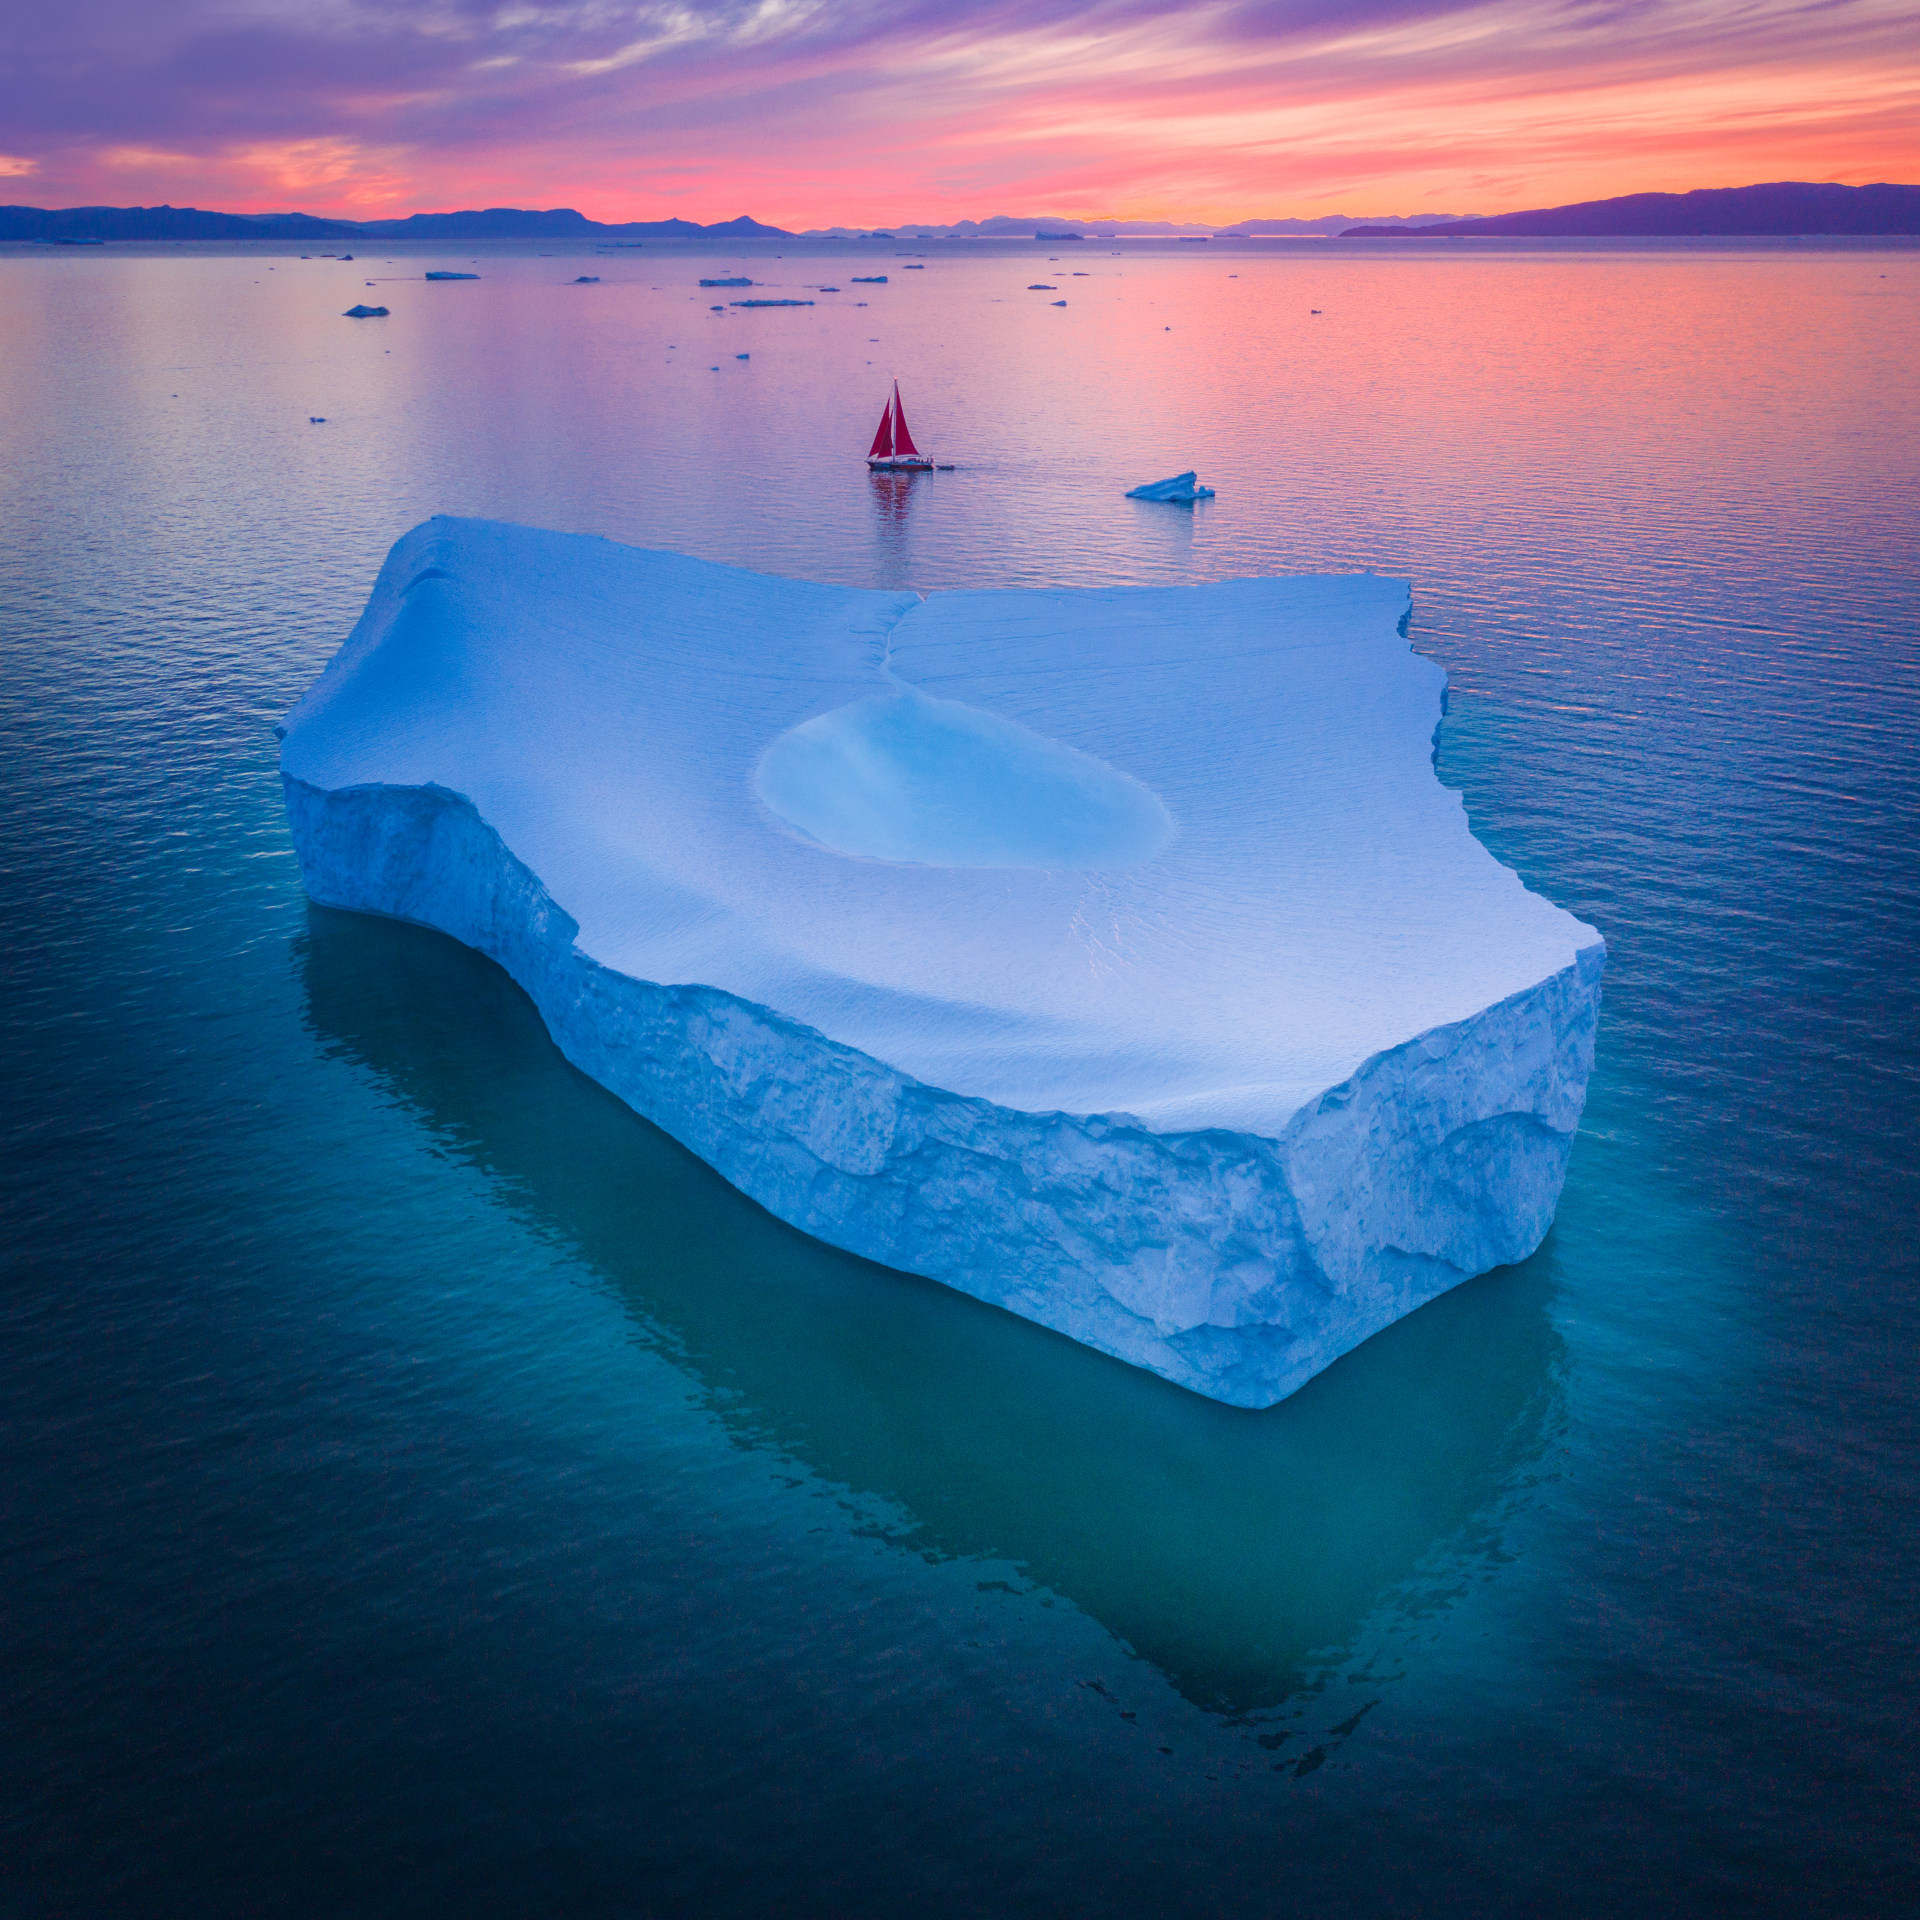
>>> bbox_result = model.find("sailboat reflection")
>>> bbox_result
[299,903,1563,1714]
[867,465,922,529]
[867,465,923,590]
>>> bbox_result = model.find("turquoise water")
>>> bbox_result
[3,240,1917,1914]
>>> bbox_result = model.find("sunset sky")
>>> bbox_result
[4,0,1916,226]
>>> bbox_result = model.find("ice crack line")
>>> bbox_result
[877,590,932,690]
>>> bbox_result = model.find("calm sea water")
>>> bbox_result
[3,239,1916,1916]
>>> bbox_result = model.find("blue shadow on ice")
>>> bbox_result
[756,686,1175,868]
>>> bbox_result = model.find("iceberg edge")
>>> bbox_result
[284,772,1602,1409]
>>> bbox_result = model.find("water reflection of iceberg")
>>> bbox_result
[298,903,1563,1715]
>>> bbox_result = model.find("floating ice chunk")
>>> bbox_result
[1127,471,1215,501]
[423,271,478,280]
[280,519,1603,1407]
[342,305,388,317]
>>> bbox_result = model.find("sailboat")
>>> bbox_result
[865,381,934,471]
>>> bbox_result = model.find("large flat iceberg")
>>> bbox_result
[280,517,1603,1407]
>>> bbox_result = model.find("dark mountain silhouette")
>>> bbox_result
[1342,181,1920,237]
[0,205,363,241]
[0,204,795,242]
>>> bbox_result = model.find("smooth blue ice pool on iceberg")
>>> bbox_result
[755,687,1175,868]
[279,517,1604,1407]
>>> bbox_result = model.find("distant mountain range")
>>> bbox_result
[0,205,793,243]
[1342,182,1920,237]
[4,181,1914,247]
[805,213,1468,239]
[0,202,1458,244]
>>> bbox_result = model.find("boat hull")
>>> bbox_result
[867,457,934,471]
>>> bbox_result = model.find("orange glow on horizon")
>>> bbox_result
[11,0,1917,227]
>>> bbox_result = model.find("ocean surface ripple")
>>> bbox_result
[2,241,1915,1917]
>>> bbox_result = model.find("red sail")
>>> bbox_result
[866,398,894,459]
[890,382,922,457]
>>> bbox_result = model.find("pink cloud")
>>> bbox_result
[4,0,1914,221]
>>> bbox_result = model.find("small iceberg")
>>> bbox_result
[731,298,813,308]
[700,276,752,288]
[1126,472,1215,502]
[1028,283,1056,290]
[424,271,478,281]
[852,275,887,283]
[342,304,388,318]
[571,275,600,284]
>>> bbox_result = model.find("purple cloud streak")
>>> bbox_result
[2,0,1913,220]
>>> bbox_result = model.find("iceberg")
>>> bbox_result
[342,304,389,317]
[1127,472,1216,502]
[280,518,1603,1408]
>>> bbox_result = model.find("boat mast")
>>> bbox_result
[890,382,922,460]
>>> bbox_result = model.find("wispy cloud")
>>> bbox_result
[1,0,1913,221]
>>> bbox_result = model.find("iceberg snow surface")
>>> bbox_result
[280,517,1603,1408]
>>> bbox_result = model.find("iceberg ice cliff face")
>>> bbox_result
[280,518,1603,1407]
